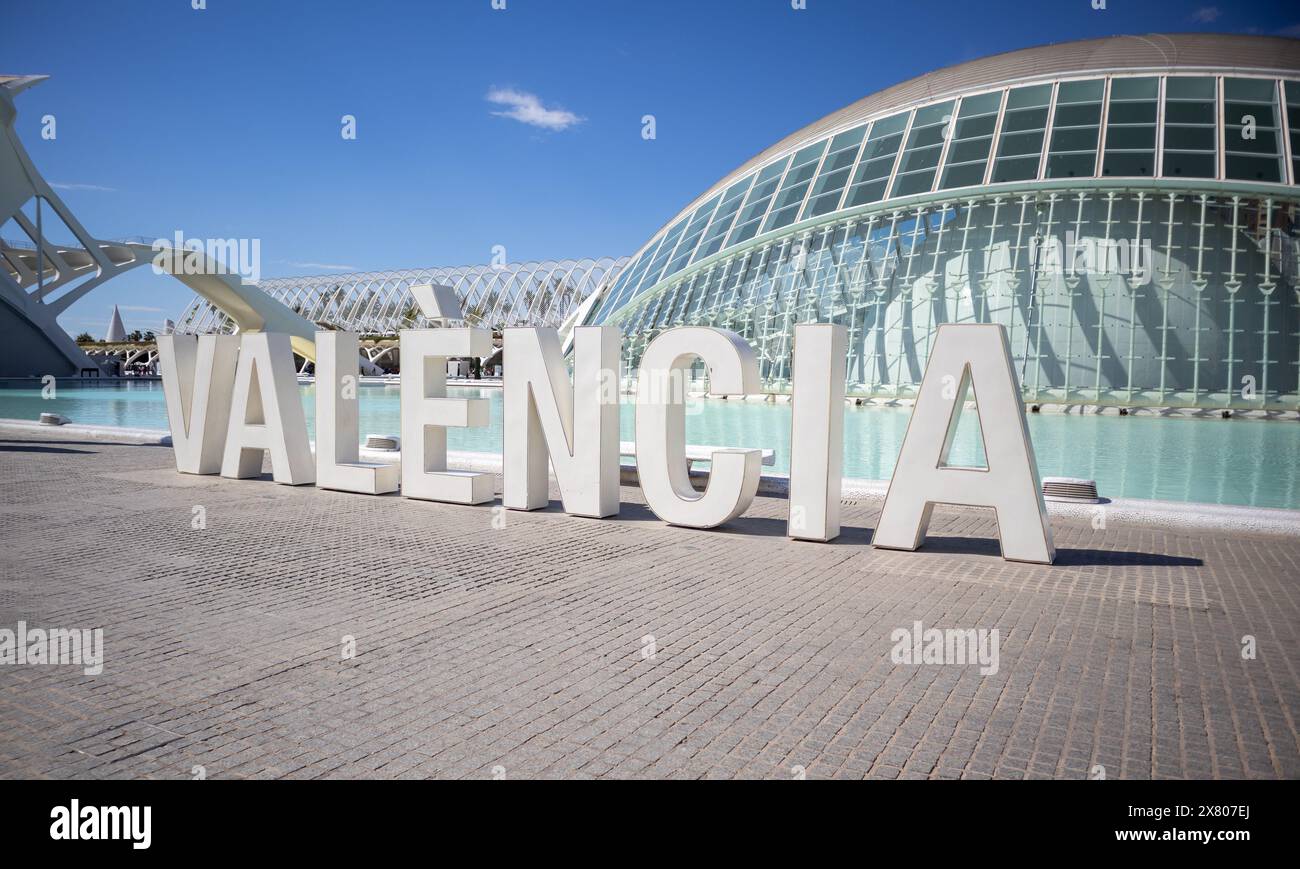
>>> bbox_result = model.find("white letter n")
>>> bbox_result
[502,326,621,518]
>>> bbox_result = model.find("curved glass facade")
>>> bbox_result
[584,52,1300,410]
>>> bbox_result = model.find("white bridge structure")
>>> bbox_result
[1,74,325,378]
[3,74,621,379]
[172,258,629,345]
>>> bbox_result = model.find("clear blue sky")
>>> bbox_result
[3,0,1295,336]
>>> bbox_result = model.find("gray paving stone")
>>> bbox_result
[0,433,1298,779]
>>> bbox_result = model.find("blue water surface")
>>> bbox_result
[2,380,1297,510]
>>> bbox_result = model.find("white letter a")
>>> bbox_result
[221,333,315,485]
[872,324,1054,563]
[50,806,70,840]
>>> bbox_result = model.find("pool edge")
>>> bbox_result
[4,418,1297,539]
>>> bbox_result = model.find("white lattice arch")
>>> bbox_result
[174,257,629,337]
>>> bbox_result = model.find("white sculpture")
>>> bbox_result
[220,332,315,485]
[399,327,495,504]
[503,326,621,517]
[409,283,462,322]
[157,334,240,475]
[872,323,1055,564]
[152,322,1061,568]
[788,323,847,541]
[315,331,399,495]
[635,327,762,528]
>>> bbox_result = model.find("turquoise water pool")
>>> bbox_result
[3,380,1298,510]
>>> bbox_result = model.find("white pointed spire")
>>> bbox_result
[104,305,127,342]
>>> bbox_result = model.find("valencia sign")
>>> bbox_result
[157,319,1055,564]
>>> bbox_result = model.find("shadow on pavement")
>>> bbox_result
[919,535,1204,566]
[0,439,96,455]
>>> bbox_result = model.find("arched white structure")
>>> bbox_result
[1,75,324,376]
[173,258,628,337]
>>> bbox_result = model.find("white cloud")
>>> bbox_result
[1190,6,1221,23]
[486,87,584,131]
[286,261,359,272]
[116,305,164,313]
[50,182,116,192]
[1276,23,1300,37]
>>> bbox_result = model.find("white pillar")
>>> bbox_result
[788,323,847,541]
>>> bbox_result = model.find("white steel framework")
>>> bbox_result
[175,258,628,337]
[1,75,322,376]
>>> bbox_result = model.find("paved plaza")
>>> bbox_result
[1,429,1298,780]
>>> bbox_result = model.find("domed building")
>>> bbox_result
[576,33,1300,411]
